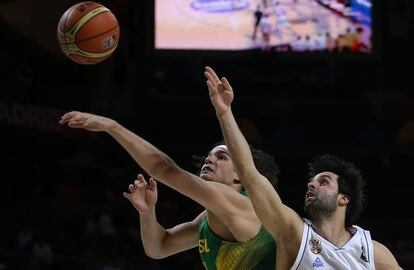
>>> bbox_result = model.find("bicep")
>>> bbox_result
[373,240,401,270]
[161,211,206,256]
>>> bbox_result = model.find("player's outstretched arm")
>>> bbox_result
[373,240,403,270]
[204,66,303,239]
[124,174,203,258]
[59,111,248,216]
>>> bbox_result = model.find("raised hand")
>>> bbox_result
[59,111,116,132]
[123,174,158,215]
[204,66,234,116]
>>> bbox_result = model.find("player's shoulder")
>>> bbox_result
[372,240,391,254]
[373,240,401,270]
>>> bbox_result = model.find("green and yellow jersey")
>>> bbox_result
[198,193,276,270]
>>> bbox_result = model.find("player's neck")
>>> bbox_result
[312,215,352,248]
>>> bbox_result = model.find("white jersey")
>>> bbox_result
[291,219,375,270]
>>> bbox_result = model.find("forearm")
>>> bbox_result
[139,210,170,259]
[106,121,219,209]
[217,109,287,233]
[217,109,257,182]
[106,121,177,179]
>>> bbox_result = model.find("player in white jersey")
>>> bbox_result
[291,219,375,269]
[204,66,403,270]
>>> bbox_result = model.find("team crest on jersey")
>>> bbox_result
[309,235,322,254]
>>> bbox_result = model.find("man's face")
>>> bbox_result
[304,172,340,218]
[199,145,239,186]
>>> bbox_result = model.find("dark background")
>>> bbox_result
[0,0,413,269]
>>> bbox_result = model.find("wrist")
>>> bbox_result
[216,107,232,118]
[139,207,156,219]
[106,119,120,134]
[136,207,155,217]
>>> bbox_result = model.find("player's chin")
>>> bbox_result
[304,199,314,209]
[199,173,213,181]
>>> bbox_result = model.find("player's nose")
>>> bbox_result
[307,181,317,190]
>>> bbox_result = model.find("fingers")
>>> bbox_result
[59,111,73,123]
[204,70,220,88]
[67,120,87,129]
[123,174,148,199]
[221,77,232,90]
[204,71,217,86]
[148,177,157,191]
[60,111,90,129]
[205,66,221,84]
[59,111,80,124]
[123,191,131,200]
[129,174,148,191]
[136,174,146,184]
[206,80,217,98]
[205,67,231,96]
[128,184,135,192]
[204,69,221,100]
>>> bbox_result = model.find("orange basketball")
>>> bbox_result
[57,2,120,64]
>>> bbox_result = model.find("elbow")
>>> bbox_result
[145,250,167,259]
[142,230,172,259]
[144,242,171,259]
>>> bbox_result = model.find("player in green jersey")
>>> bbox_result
[60,111,280,268]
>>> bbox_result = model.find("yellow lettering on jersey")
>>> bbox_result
[199,239,210,253]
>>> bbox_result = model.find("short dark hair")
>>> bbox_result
[308,154,366,227]
[193,141,280,188]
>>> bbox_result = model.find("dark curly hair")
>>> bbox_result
[308,154,366,227]
[193,141,280,188]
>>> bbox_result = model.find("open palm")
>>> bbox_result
[204,66,234,116]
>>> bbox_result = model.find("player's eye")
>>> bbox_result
[320,178,328,185]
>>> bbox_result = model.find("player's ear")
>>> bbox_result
[339,194,350,206]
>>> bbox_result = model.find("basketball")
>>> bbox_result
[57,2,120,64]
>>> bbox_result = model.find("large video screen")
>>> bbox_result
[155,0,372,52]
